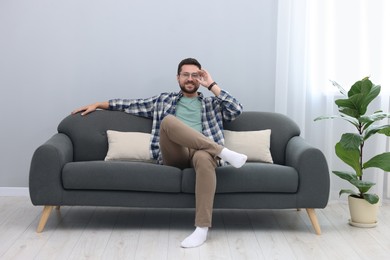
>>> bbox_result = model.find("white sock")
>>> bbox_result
[218,148,247,168]
[181,227,208,248]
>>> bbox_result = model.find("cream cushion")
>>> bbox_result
[105,130,154,162]
[223,129,273,163]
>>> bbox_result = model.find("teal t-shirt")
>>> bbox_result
[176,97,202,132]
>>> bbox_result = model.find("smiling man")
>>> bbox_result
[72,58,247,248]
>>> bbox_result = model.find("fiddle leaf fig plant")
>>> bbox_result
[315,77,390,204]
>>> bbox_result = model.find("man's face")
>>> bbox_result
[177,64,201,95]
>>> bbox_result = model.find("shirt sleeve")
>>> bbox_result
[108,95,159,118]
[216,89,243,121]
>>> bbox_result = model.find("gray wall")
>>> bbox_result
[0,0,278,187]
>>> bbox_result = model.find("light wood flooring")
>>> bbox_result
[0,196,390,260]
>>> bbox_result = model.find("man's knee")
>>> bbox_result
[193,150,212,160]
[160,115,175,127]
[160,114,177,130]
[192,150,216,167]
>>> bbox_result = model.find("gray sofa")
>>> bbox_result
[29,111,330,234]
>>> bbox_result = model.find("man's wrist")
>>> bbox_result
[208,82,217,91]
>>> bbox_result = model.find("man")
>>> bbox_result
[72,58,247,248]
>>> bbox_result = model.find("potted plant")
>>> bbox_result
[315,77,390,227]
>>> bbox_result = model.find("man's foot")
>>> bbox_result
[218,148,247,168]
[181,227,208,248]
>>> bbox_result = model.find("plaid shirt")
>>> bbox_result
[109,89,243,164]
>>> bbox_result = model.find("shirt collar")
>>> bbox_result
[177,91,204,100]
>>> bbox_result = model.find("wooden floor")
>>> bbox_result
[0,197,389,260]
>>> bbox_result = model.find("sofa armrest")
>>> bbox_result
[29,133,73,205]
[285,136,330,208]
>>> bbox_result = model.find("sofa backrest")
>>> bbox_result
[58,110,300,164]
[58,110,152,162]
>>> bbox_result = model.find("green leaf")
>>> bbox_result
[363,152,390,171]
[360,112,390,124]
[363,193,379,204]
[333,171,375,194]
[360,112,390,130]
[332,171,358,182]
[330,80,347,96]
[335,100,360,118]
[364,125,390,141]
[378,126,390,136]
[339,133,362,150]
[348,77,373,96]
[336,78,381,118]
[349,179,376,194]
[339,189,358,197]
[314,115,340,121]
[313,114,359,127]
[355,85,381,115]
[340,115,360,127]
[335,139,362,177]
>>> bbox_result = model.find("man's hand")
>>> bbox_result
[197,69,214,88]
[71,101,109,116]
[197,69,221,96]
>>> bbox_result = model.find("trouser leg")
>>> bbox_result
[159,115,220,227]
[191,150,217,227]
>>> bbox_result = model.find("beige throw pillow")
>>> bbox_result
[105,130,154,162]
[223,129,273,163]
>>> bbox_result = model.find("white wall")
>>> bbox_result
[0,0,278,187]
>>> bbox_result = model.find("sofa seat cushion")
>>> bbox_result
[181,162,298,194]
[62,161,182,193]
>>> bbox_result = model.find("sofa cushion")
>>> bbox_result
[224,129,273,163]
[105,130,155,162]
[62,161,182,193]
[181,162,298,194]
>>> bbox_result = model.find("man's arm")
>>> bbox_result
[198,69,243,120]
[71,101,109,116]
[217,89,243,121]
[72,95,158,118]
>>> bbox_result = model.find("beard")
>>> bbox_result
[179,81,200,94]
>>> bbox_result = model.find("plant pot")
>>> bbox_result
[348,195,379,228]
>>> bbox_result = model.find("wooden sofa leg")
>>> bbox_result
[37,206,54,233]
[306,208,321,235]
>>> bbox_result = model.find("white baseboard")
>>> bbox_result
[0,187,29,197]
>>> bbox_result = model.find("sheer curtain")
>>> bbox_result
[275,0,390,202]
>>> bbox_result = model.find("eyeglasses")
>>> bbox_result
[179,73,200,80]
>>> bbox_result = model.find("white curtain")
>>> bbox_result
[275,0,390,202]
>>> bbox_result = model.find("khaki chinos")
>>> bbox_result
[159,115,223,227]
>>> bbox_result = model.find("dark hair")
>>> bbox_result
[177,58,201,75]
